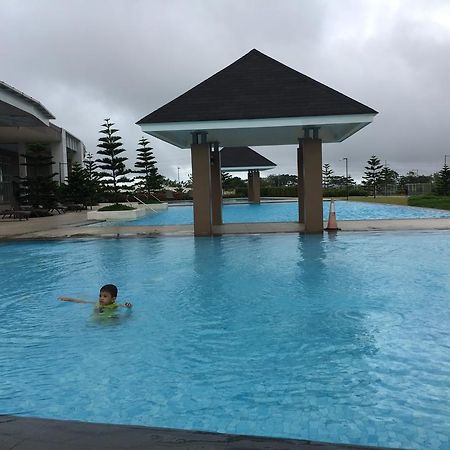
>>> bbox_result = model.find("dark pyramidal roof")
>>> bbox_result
[137,49,377,125]
[220,146,276,170]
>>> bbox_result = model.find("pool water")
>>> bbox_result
[1,232,450,449]
[93,201,450,226]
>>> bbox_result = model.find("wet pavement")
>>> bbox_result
[0,415,405,450]
[1,210,450,240]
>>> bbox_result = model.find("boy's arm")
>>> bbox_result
[117,302,133,309]
[58,296,96,305]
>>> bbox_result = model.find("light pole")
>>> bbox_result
[342,157,349,200]
[177,167,180,184]
[445,155,450,166]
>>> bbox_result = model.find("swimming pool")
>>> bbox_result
[92,201,450,226]
[1,232,450,449]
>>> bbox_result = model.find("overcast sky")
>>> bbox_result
[2,0,450,182]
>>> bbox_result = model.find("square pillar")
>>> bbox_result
[191,142,212,236]
[18,143,28,179]
[302,139,323,233]
[249,170,261,203]
[247,170,254,201]
[210,143,223,225]
[297,145,304,223]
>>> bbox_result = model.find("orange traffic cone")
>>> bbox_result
[325,198,341,231]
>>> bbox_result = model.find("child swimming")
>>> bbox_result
[59,284,132,313]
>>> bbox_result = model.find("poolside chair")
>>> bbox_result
[1,209,31,220]
[65,203,86,212]
[48,202,68,214]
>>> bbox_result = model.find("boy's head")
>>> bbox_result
[99,284,118,305]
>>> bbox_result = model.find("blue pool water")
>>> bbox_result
[93,201,450,226]
[1,232,450,449]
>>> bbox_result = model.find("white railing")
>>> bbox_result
[130,195,159,213]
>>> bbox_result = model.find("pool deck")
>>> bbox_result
[0,211,450,240]
[0,415,405,450]
[1,211,450,239]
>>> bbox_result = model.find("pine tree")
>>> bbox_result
[436,164,450,196]
[62,162,89,204]
[84,153,102,207]
[322,163,334,188]
[380,166,399,196]
[362,155,384,198]
[96,119,132,204]
[222,172,233,189]
[133,137,162,199]
[19,143,58,208]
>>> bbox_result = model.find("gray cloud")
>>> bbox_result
[1,0,449,181]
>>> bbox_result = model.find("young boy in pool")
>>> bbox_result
[59,284,132,312]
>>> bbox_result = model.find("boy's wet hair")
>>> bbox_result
[100,284,118,298]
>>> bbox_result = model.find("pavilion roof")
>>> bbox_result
[220,146,276,172]
[137,49,377,148]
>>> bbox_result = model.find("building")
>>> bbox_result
[0,80,85,207]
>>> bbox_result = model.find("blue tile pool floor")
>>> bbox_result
[90,201,450,226]
[1,231,449,449]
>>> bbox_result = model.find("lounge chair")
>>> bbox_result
[1,209,31,220]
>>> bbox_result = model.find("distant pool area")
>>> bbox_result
[90,200,450,226]
[1,231,450,449]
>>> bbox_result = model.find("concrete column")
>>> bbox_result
[250,170,261,203]
[247,170,254,202]
[191,142,212,236]
[210,143,223,225]
[297,143,304,223]
[18,143,27,179]
[302,138,323,233]
[51,129,68,185]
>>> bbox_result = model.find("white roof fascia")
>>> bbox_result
[221,165,276,171]
[140,113,376,133]
[0,81,55,125]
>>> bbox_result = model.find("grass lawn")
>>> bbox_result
[345,195,450,210]
[347,196,408,206]
[407,195,450,210]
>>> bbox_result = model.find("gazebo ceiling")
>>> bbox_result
[220,146,276,172]
[138,49,377,149]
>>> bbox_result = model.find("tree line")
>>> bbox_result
[17,118,166,210]
[251,155,450,198]
[17,127,450,210]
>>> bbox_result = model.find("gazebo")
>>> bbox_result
[221,146,276,205]
[137,49,377,235]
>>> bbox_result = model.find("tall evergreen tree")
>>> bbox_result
[84,153,102,207]
[96,119,132,204]
[436,164,450,196]
[133,137,162,198]
[380,166,399,195]
[322,163,334,188]
[222,172,233,189]
[19,142,58,208]
[62,162,89,204]
[362,155,384,198]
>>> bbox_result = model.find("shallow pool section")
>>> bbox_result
[1,232,450,449]
[91,201,450,226]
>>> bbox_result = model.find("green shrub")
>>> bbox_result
[323,187,367,197]
[98,203,135,211]
[260,187,298,197]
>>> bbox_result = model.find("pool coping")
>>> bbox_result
[0,415,407,450]
[2,204,450,240]
[2,217,450,240]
